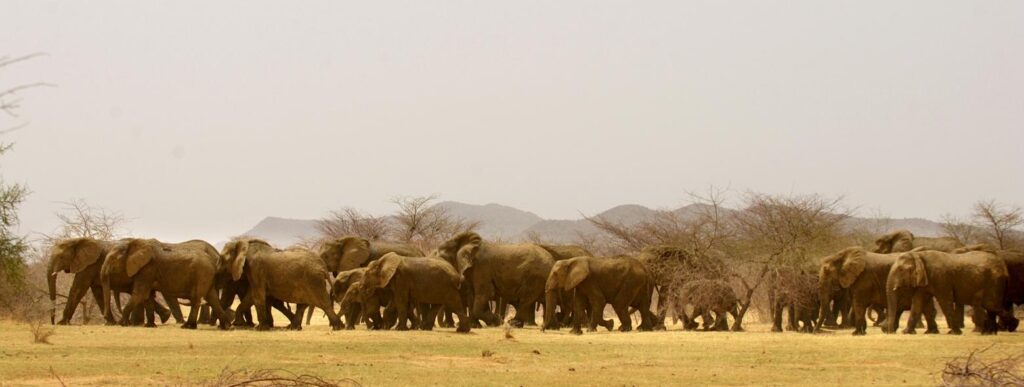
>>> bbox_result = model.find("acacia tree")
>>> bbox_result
[0,53,50,307]
[315,207,392,242]
[391,195,479,251]
[972,200,1023,250]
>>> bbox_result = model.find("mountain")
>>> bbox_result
[234,202,949,247]
[434,201,543,239]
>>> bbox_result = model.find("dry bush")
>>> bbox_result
[316,208,392,243]
[203,367,361,387]
[315,195,479,253]
[941,346,1024,386]
[972,200,1023,250]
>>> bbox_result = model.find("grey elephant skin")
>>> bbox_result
[222,239,341,330]
[543,256,656,335]
[360,253,471,333]
[818,247,938,335]
[886,249,1009,335]
[102,238,228,329]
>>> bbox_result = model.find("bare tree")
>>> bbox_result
[315,207,392,243]
[391,195,480,250]
[972,200,1023,250]
[940,213,980,246]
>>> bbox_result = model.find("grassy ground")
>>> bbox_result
[1,316,1022,386]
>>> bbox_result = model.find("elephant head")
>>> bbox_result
[819,247,867,289]
[319,237,372,273]
[874,230,915,254]
[885,251,928,333]
[332,268,366,303]
[48,238,105,323]
[105,239,159,278]
[543,258,591,329]
[220,239,272,282]
[435,232,482,276]
[362,253,402,290]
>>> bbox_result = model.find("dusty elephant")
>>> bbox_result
[542,256,656,335]
[675,279,742,331]
[636,245,728,329]
[886,249,1010,335]
[101,238,228,329]
[435,232,554,327]
[360,253,470,333]
[221,239,341,330]
[767,268,819,333]
[818,247,938,335]
[873,230,963,254]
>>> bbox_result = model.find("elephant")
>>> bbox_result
[535,244,593,327]
[886,249,1010,335]
[318,237,425,274]
[332,268,367,329]
[221,239,341,330]
[47,237,181,326]
[951,245,1023,332]
[101,238,228,329]
[675,279,742,331]
[207,245,298,328]
[873,230,963,254]
[767,268,819,333]
[818,247,939,335]
[636,245,728,329]
[542,256,656,335]
[435,232,555,327]
[360,253,470,333]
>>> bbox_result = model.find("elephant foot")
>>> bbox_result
[851,330,866,336]
[145,323,157,328]
[925,328,939,334]
[255,324,273,331]
[618,326,632,333]
[771,326,782,333]
[287,325,302,331]
[981,330,997,336]
[395,326,409,331]
[508,320,524,328]
[56,319,70,326]
[731,326,744,332]
[456,324,471,333]
[947,329,962,335]
[603,320,615,332]
[901,328,916,335]
[181,322,198,329]
[570,329,583,335]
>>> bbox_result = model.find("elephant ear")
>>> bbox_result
[125,239,154,277]
[564,259,591,291]
[837,248,866,288]
[230,241,249,282]
[546,261,568,292]
[69,238,103,273]
[874,232,898,253]
[338,237,371,272]
[455,233,482,276]
[375,253,402,288]
[911,253,928,287]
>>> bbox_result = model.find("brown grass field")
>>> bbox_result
[1,315,1023,386]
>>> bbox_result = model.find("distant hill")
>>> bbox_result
[235,201,949,247]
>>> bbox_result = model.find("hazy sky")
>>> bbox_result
[3,1,1022,243]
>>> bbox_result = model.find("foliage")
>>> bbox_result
[315,194,479,251]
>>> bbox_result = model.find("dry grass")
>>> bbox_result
[1,318,1023,386]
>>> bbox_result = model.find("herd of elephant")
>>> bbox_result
[45,229,1024,336]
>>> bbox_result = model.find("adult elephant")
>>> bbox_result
[48,237,180,325]
[767,268,819,333]
[542,256,656,334]
[215,241,298,328]
[101,238,228,329]
[318,237,425,273]
[360,253,470,332]
[222,239,341,330]
[675,279,742,331]
[873,230,963,254]
[435,232,555,327]
[952,245,1024,332]
[886,249,1010,335]
[818,247,938,335]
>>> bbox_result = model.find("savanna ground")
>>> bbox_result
[2,313,1023,387]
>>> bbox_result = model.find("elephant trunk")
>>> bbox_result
[885,284,899,334]
[542,290,559,331]
[47,258,58,324]
[815,284,831,332]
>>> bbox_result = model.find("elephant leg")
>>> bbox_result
[233,296,255,327]
[470,285,502,327]
[60,274,93,325]
[305,306,314,326]
[701,310,714,330]
[851,299,867,336]
[382,303,399,329]
[393,291,411,331]
[935,298,960,335]
[120,286,150,327]
[569,294,585,335]
[613,304,631,332]
[271,298,296,321]
[445,296,471,333]
[143,298,158,327]
[420,305,440,331]
[289,304,307,330]
[586,295,605,332]
[922,298,939,334]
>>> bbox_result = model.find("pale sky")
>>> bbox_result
[3,1,1022,243]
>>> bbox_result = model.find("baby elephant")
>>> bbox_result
[676,280,743,332]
